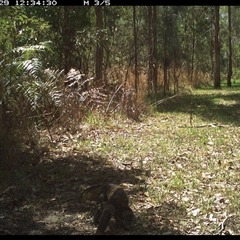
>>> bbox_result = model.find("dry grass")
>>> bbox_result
[74,115,240,234]
[105,65,212,93]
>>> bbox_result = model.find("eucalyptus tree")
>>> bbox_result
[133,6,139,93]
[95,6,104,84]
[158,6,183,95]
[229,6,240,81]
[152,6,158,95]
[214,6,221,89]
[227,6,232,87]
[178,6,214,86]
[147,6,158,94]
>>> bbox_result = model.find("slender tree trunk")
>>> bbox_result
[173,49,179,94]
[190,8,195,83]
[95,7,104,85]
[210,26,214,81]
[147,6,153,92]
[227,6,232,87]
[163,7,168,97]
[63,6,73,74]
[0,81,3,150]
[190,27,195,83]
[184,15,191,80]
[133,6,139,94]
[153,6,158,95]
[214,6,221,89]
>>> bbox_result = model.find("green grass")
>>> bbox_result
[73,85,240,234]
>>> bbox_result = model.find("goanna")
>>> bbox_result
[78,183,134,234]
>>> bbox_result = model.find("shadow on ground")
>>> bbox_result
[0,150,186,235]
[156,88,240,126]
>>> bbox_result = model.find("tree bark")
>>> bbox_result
[163,7,169,96]
[133,6,139,94]
[227,6,232,87]
[214,6,221,89]
[153,6,158,95]
[190,19,195,83]
[95,7,104,85]
[63,6,74,74]
[147,6,153,92]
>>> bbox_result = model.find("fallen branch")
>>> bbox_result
[151,94,178,106]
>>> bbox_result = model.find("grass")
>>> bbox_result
[73,83,240,234]
[1,82,240,235]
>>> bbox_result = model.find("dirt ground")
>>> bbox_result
[0,149,183,235]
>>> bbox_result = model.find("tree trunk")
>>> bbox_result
[133,6,139,94]
[147,6,153,92]
[163,7,169,96]
[227,6,232,87]
[190,8,195,83]
[190,25,195,83]
[153,6,158,95]
[63,6,74,74]
[210,26,214,81]
[95,7,104,85]
[0,81,3,152]
[214,6,221,89]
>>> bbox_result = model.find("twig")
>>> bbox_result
[151,94,178,106]
[218,216,228,235]
[106,82,124,112]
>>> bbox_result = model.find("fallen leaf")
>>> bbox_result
[192,208,200,216]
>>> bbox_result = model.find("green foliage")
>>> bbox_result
[0,10,56,165]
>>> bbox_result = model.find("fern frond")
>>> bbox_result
[13,41,52,54]
[44,68,64,85]
[19,58,43,78]
[65,68,85,88]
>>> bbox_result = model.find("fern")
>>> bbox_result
[12,41,52,60]
[18,58,43,79]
